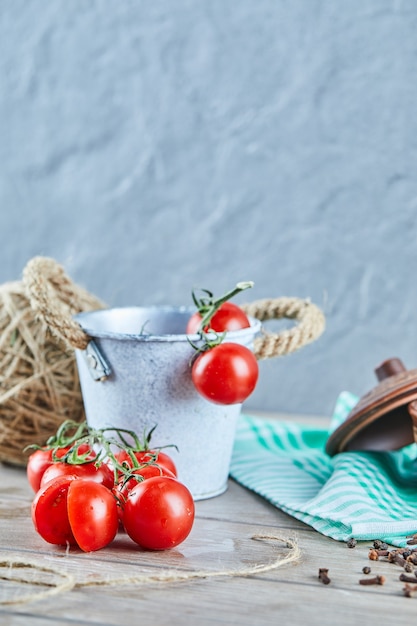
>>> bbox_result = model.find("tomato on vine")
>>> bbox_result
[27,448,65,492]
[187,280,259,405]
[122,476,195,550]
[31,475,78,546]
[187,302,250,334]
[27,443,96,492]
[192,342,259,405]
[40,459,114,490]
[32,475,119,552]
[28,419,195,553]
[67,480,119,552]
[114,465,177,525]
[114,449,177,478]
[186,281,253,334]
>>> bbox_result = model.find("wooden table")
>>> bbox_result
[0,413,416,625]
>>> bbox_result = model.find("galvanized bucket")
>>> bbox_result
[73,306,262,500]
[22,257,326,500]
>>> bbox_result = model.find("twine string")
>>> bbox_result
[0,534,300,606]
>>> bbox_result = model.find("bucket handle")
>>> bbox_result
[22,257,325,361]
[22,256,103,351]
[240,297,325,360]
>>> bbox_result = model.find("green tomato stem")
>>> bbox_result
[197,281,254,331]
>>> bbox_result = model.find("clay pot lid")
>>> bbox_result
[326,358,417,456]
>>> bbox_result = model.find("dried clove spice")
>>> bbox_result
[368,548,389,560]
[359,575,386,586]
[407,552,417,565]
[318,568,331,585]
[403,583,417,598]
[388,552,406,567]
[399,573,417,584]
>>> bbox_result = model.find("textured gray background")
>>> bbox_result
[1,0,417,417]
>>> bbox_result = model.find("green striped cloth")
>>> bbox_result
[230,392,417,547]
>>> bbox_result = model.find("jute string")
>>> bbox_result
[0,534,300,606]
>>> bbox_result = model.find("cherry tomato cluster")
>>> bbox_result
[27,421,195,553]
[186,282,259,405]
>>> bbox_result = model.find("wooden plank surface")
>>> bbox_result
[1,415,416,625]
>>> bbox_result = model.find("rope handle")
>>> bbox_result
[22,257,103,350]
[22,257,325,358]
[241,297,325,359]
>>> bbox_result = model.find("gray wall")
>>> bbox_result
[1,0,417,417]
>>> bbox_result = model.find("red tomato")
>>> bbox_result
[27,449,56,493]
[114,465,177,526]
[67,480,118,552]
[27,444,96,492]
[115,449,177,478]
[31,475,78,546]
[40,460,114,490]
[192,342,259,405]
[186,302,250,334]
[123,476,195,550]
[116,465,176,502]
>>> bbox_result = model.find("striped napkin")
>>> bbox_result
[230,392,417,547]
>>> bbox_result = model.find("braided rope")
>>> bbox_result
[22,257,103,350]
[241,297,325,359]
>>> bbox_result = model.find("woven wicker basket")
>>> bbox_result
[0,259,103,466]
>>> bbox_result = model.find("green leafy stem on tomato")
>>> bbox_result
[25,419,178,494]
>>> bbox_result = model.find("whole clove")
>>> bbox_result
[407,552,417,565]
[318,568,331,585]
[368,548,389,560]
[359,575,386,586]
[399,573,417,583]
[403,583,417,598]
[388,552,406,567]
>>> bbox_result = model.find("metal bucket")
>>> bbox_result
[22,258,326,498]
[74,306,262,500]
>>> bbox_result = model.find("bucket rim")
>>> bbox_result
[74,305,262,343]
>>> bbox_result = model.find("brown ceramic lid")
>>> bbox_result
[326,358,417,456]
